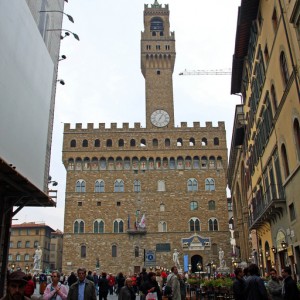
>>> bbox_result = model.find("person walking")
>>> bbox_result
[68,272,77,287]
[116,273,125,295]
[232,267,245,300]
[24,274,35,298]
[166,266,181,300]
[43,271,68,300]
[244,264,268,300]
[108,274,115,295]
[118,278,136,300]
[267,268,283,300]
[98,272,109,300]
[140,272,162,300]
[67,268,97,300]
[281,266,300,300]
[93,272,99,296]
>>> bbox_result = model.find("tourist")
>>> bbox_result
[232,267,245,300]
[267,268,282,300]
[0,270,29,300]
[118,278,136,300]
[107,273,115,295]
[140,272,162,300]
[166,266,181,300]
[281,266,299,300]
[116,272,125,295]
[244,264,268,300]
[98,272,109,300]
[67,272,77,287]
[67,267,97,300]
[24,274,35,298]
[43,271,68,300]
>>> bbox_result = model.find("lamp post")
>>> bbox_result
[11,263,15,272]
[39,10,75,23]
[46,29,80,41]
[25,265,29,274]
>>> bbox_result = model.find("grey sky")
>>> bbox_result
[14,0,241,231]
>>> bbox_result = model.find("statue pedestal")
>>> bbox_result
[33,268,42,275]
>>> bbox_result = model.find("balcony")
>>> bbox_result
[249,184,285,230]
[127,228,147,235]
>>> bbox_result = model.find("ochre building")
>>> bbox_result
[62,0,230,275]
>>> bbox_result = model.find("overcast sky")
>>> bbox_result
[14,0,241,231]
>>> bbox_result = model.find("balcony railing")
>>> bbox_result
[127,228,147,235]
[249,184,285,230]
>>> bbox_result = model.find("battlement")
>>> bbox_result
[64,121,225,132]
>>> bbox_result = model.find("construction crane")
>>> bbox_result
[179,69,232,76]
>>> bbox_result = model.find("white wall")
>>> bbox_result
[0,0,54,190]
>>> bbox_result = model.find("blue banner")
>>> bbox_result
[184,255,189,272]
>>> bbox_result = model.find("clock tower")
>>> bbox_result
[141,0,176,128]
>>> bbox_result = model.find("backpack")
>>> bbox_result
[164,275,174,297]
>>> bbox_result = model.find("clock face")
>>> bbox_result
[150,110,170,127]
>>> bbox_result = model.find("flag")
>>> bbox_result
[139,214,146,228]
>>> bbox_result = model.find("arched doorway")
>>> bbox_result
[191,255,203,273]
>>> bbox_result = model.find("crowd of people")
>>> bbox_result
[1,264,299,300]
[233,263,299,300]
[1,265,186,300]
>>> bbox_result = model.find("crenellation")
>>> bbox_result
[206,121,212,128]
[193,122,200,127]
[123,123,129,129]
[75,123,82,130]
[218,121,225,129]
[111,123,117,129]
[87,123,93,130]
[180,122,187,127]
[99,123,105,129]
[134,122,141,129]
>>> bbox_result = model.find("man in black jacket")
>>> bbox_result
[281,266,299,300]
[233,267,245,300]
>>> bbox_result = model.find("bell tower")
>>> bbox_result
[141,0,176,129]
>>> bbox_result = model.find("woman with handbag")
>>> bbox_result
[141,272,162,300]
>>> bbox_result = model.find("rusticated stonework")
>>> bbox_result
[62,1,230,275]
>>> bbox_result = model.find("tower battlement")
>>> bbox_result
[64,121,225,132]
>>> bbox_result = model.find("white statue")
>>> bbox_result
[219,248,225,268]
[173,249,181,268]
[33,246,42,270]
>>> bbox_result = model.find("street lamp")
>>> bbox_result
[11,263,15,271]
[271,246,277,254]
[39,11,75,23]
[281,241,288,249]
[25,265,29,274]
[47,29,80,41]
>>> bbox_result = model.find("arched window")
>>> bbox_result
[134,180,141,192]
[130,139,136,147]
[140,157,147,170]
[140,139,146,147]
[17,241,21,248]
[201,138,207,146]
[83,157,90,170]
[112,245,117,257]
[68,158,74,170]
[100,157,106,170]
[75,158,82,170]
[76,180,86,192]
[209,156,216,168]
[106,139,112,147]
[158,180,166,191]
[189,138,195,146]
[158,221,167,232]
[189,218,200,232]
[293,119,300,160]
[150,17,164,31]
[193,156,200,169]
[177,138,183,146]
[205,178,215,191]
[95,180,104,193]
[153,139,158,147]
[208,200,216,210]
[281,144,290,178]
[124,157,130,170]
[271,84,278,114]
[16,254,21,261]
[116,157,123,170]
[25,241,30,248]
[149,157,154,169]
[177,156,184,169]
[185,156,192,168]
[135,246,139,257]
[163,157,168,169]
[114,179,124,192]
[94,219,104,233]
[132,157,139,170]
[94,139,100,147]
[280,51,289,86]
[165,138,170,147]
[201,156,207,168]
[118,139,124,147]
[113,220,124,233]
[24,254,30,261]
[34,241,38,248]
[187,178,198,191]
[209,218,219,231]
[170,157,175,169]
[214,138,219,145]
[91,157,98,170]
[80,245,86,258]
[82,139,88,147]
[74,220,85,233]
[107,157,115,170]
[160,203,165,212]
[155,157,161,169]
[217,157,223,169]
[70,139,76,147]
[190,201,198,211]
